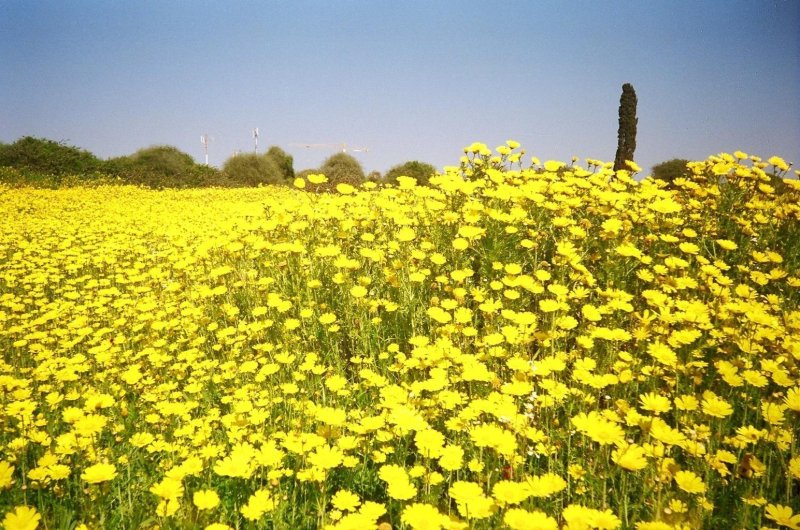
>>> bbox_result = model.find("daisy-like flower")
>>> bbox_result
[2,506,41,530]
[765,504,800,529]
[674,470,706,495]
[401,503,450,530]
[80,463,117,484]
[331,489,361,512]
[612,443,649,471]
[193,489,220,510]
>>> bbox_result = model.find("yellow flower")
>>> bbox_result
[0,461,14,489]
[524,472,567,498]
[448,481,494,519]
[438,444,464,471]
[150,477,184,500]
[648,197,682,214]
[414,428,445,459]
[674,470,706,494]
[331,489,361,512]
[504,508,558,530]
[611,443,648,471]
[397,227,416,242]
[240,489,275,521]
[401,503,450,530]
[307,173,328,184]
[601,218,623,234]
[379,464,417,500]
[2,506,41,530]
[193,489,220,510]
[544,160,564,172]
[469,423,517,456]
[387,480,418,501]
[767,156,789,171]
[452,237,469,250]
[701,394,733,418]
[570,411,625,446]
[790,456,800,480]
[492,480,530,505]
[427,306,452,324]
[625,160,642,172]
[765,504,800,529]
[81,462,117,484]
[562,504,621,530]
[647,341,677,367]
[639,392,671,415]
[678,242,700,255]
[581,304,603,322]
[350,285,368,298]
[674,394,699,411]
[308,445,344,470]
[784,387,800,412]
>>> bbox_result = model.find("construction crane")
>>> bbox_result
[290,143,369,154]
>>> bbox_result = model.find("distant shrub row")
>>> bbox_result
[0,137,438,190]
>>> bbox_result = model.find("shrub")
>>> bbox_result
[107,145,221,188]
[0,136,102,175]
[222,152,287,187]
[318,152,365,189]
[265,146,295,182]
[384,160,437,186]
[651,158,691,185]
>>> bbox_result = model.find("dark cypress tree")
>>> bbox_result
[613,83,638,172]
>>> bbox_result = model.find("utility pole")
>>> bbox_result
[200,134,212,166]
[253,128,259,154]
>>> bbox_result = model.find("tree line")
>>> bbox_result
[0,136,437,189]
[10,83,770,190]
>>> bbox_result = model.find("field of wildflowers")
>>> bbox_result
[1,143,799,530]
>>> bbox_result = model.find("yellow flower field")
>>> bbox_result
[1,144,799,529]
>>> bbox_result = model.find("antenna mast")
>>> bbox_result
[253,128,259,154]
[200,134,212,166]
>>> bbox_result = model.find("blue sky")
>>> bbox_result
[1,0,798,175]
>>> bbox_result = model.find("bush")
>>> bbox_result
[384,160,437,186]
[222,152,287,187]
[106,145,222,188]
[0,136,102,175]
[651,159,691,186]
[317,152,365,190]
[295,168,319,180]
[265,146,295,182]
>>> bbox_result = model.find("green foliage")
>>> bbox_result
[0,136,102,175]
[222,152,287,187]
[129,145,197,176]
[651,158,691,185]
[295,168,319,180]
[384,160,437,186]
[106,145,222,188]
[0,166,117,189]
[219,146,296,187]
[613,83,638,172]
[265,146,295,182]
[318,152,365,189]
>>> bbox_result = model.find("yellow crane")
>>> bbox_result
[290,142,369,154]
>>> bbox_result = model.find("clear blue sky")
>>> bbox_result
[2,0,798,175]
